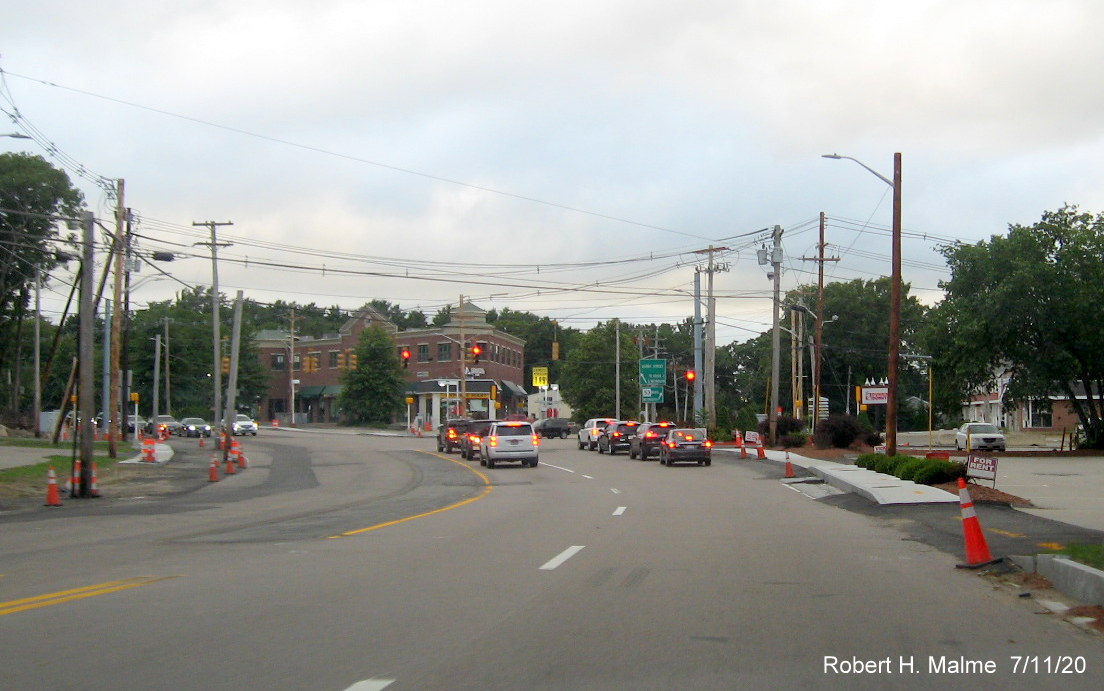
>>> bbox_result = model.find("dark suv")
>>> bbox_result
[597,421,640,455]
[629,421,677,460]
[461,419,497,460]
[436,419,472,454]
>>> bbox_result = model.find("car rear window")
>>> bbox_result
[672,429,706,441]
[616,423,639,434]
[496,424,533,436]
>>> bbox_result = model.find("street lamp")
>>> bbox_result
[823,152,902,455]
[1,133,32,139]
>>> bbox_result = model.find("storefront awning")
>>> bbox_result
[297,385,326,398]
[501,380,528,398]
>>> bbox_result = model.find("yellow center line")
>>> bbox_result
[0,575,182,616]
[329,451,494,539]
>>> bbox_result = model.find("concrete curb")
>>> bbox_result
[1008,554,1104,606]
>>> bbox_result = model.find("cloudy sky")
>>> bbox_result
[3,0,1102,346]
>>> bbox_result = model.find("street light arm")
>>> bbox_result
[821,153,894,188]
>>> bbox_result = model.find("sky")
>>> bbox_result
[3,0,1103,347]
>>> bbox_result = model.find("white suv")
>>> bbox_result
[480,421,539,468]
[231,414,258,436]
[578,418,615,451]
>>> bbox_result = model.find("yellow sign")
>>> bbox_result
[130,392,140,402]
[532,367,549,387]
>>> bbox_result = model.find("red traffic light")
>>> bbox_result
[471,345,482,356]
[401,348,411,368]
[685,370,697,381]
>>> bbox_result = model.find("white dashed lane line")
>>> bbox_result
[613,506,627,516]
[540,545,586,570]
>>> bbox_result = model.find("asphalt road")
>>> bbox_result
[1,431,1101,690]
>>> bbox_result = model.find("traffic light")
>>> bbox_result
[337,352,346,369]
[348,352,358,369]
[685,369,696,382]
[222,356,230,374]
[471,344,482,364]
[401,348,411,368]
[309,355,320,373]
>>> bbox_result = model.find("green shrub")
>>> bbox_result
[708,427,733,442]
[779,432,808,449]
[911,459,966,485]
[856,453,883,469]
[814,414,863,449]
[874,454,906,475]
[895,457,928,481]
[863,431,883,447]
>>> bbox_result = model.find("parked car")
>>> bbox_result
[436,419,472,454]
[533,417,577,439]
[659,428,713,466]
[955,422,1005,452]
[144,415,181,437]
[629,421,678,460]
[578,418,616,451]
[231,414,259,436]
[597,420,641,455]
[127,415,146,434]
[179,417,212,438]
[461,419,497,460]
[479,420,539,468]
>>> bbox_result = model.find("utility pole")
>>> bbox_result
[222,291,244,465]
[693,246,729,428]
[800,212,839,428]
[692,269,704,421]
[109,178,124,457]
[119,208,134,442]
[614,318,621,420]
[77,211,95,495]
[163,317,172,416]
[152,333,161,422]
[288,309,298,427]
[458,295,467,417]
[767,225,783,446]
[193,220,233,429]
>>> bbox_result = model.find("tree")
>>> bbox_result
[931,205,1104,447]
[0,153,84,419]
[337,324,405,424]
[558,320,638,421]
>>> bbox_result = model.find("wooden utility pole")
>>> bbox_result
[288,308,298,427]
[458,295,467,417]
[108,180,124,456]
[800,212,840,426]
[78,211,95,495]
[693,246,729,428]
[193,220,233,429]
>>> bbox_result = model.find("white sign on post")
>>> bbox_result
[966,455,998,482]
[862,387,889,405]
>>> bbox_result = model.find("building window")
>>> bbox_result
[1028,399,1053,428]
[438,342,452,361]
[418,344,430,362]
[328,351,340,368]
[292,353,301,371]
[272,353,286,370]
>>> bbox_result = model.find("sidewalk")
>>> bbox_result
[0,440,173,469]
[719,447,959,505]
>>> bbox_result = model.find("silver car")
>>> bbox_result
[231,414,259,436]
[480,421,539,468]
[955,422,1005,452]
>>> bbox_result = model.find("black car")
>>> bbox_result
[629,421,678,460]
[436,419,472,454]
[597,421,641,455]
[659,428,713,466]
[461,419,497,460]
[533,417,577,439]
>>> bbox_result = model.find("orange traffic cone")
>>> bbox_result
[44,466,62,507]
[198,435,205,448]
[737,432,748,459]
[233,441,248,470]
[784,459,796,478]
[955,478,1002,569]
[756,436,767,460]
[90,463,101,498]
[142,437,156,462]
[224,453,236,476]
[208,456,220,482]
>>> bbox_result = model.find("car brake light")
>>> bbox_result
[489,435,498,447]
[612,432,621,438]
[667,440,677,448]
[704,440,713,448]
[532,434,540,446]
[646,431,657,439]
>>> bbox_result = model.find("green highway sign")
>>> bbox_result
[639,359,667,387]
[641,386,664,403]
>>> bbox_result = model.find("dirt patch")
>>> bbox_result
[1067,605,1104,633]
[932,481,1034,507]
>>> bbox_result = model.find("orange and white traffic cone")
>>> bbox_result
[784,454,796,478]
[90,463,101,498]
[208,456,220,482]
[955,478,1002,569]
[737,432,748,459]
[142,437,156,463]
[44,466,62,507]
[224,453,236,476]
[198,435,205,448]
[69,459,82,498]
[231,440,247,470]
[756,437,767,460]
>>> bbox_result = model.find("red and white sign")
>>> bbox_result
[966,455,998,481]
[862,387,889,405]
[744,431,761,445]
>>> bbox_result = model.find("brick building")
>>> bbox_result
[255,302,527,427]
